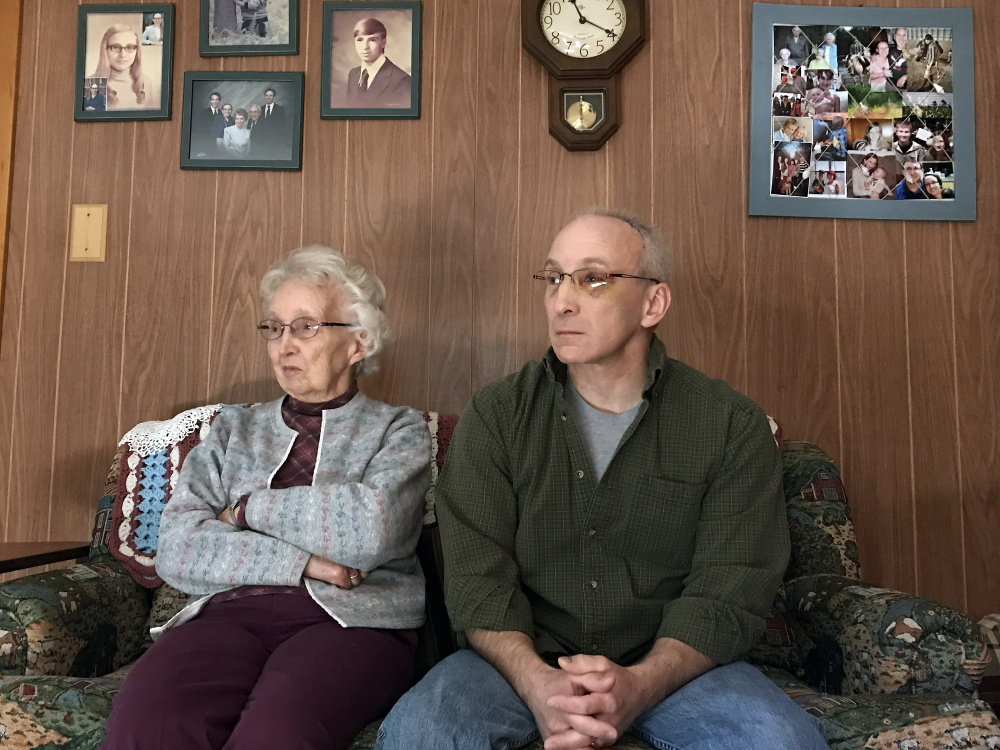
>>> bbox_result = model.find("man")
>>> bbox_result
[893,120,926,164]
[377,209,827,750]
[895,159,928,199]
[888,27,908,89]
[252,88,286,159]
[783,25,809,66]
[212,103,234,152]
[193,91,223,157]
[344,18,411,108]
[245,104,262,156]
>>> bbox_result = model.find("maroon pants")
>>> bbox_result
[102,592,417,750]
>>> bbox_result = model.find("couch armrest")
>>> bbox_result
[786,574,988,697]
[0,554,151,678]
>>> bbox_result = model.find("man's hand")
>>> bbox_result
[303,554,366,589]
[545,656,651,749]
[547,639,715,749]
[521,663,617,750]
[466,629,616,750]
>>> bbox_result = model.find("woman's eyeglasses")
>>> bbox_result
[257,318,354,340]
[108,44,138,54]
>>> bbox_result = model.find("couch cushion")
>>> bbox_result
[759,665,1000,750]
[781,440,861,581]
[0,674,120,748]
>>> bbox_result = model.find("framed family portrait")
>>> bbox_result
[75,4,174,122]
[320,1,422,119]
[179,71,304,170]
[200,0,299,56]
[749,3,975,221]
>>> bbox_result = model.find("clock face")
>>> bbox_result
[540,0,626,59]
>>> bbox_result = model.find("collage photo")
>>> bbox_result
[770,23,955,200]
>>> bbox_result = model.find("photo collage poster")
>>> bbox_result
[770,24,954,201]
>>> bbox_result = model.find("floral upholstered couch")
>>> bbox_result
[0,406,996,750]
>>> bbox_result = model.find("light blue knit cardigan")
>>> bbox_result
[154,394,431,636]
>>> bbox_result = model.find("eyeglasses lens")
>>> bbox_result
[534,270,609,295]
[258,318,321,340]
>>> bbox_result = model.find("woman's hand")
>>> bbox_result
[303,554,367,589]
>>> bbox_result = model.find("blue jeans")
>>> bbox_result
[376,649,828,750]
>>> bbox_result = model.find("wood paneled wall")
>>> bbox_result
[0,0,22,334]
[2,0,997,619]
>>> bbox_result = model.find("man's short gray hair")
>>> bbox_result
[574,207,671,285]
[260,246,391,377]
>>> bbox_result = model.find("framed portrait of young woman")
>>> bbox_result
[75,4,174,122]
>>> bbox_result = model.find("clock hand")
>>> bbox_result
[571,1,617,39]
[583,18,618,39]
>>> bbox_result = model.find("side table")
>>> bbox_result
[0,541,91,574]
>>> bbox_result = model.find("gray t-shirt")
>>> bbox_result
[563,379,641,482]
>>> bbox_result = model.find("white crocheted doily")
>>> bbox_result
[118,404,226,457]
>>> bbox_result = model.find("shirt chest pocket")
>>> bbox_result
[619,476,706,574]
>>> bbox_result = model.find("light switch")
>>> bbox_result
[69,204,107,262]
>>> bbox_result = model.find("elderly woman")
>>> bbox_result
[223,107,252,157]
[102,246,431,750]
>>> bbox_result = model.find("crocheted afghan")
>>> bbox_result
[111,405,238,587]
[109,405,455,588]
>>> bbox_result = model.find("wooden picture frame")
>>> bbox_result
[749,3,975,221]
[320,1,422,119]
[75,4,174,122]
[179,71,304,170]
[200,0,299,57]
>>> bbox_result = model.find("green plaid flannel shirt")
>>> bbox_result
[437,337,789,666]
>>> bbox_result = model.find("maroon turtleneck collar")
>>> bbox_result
[284,384,358,416]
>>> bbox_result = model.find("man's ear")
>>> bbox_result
[641,284,671,330]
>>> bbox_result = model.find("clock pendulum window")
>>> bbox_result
[521,0,647,151]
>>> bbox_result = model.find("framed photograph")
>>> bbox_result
[320,1,422,119]
[179,72,304,170]
[749,3,975,221]
[75,4,174,122]
[200,0,299,56]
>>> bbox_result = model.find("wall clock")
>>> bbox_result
[522,0,646,150]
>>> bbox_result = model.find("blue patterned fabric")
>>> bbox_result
[134,451,169,553]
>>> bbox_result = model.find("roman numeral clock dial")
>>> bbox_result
[522,0,646,150]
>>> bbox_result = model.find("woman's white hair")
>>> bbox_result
[260,245,391,377]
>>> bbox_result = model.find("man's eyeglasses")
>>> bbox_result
[532,268,660,295]
[257,318,354,341]
[108,44,138,54]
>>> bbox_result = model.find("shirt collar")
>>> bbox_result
[542,336,666,395]
[284,385,358,416]
[362,54,388,81]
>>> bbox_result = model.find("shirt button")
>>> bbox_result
[590,580,598,589]
[588,529,597,538]
[576,469,585,479]
[590,642,598,652]
[561,414,567,422]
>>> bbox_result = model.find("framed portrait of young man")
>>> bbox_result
[75,4,174,122]
[320,1,422,119]
[199,0,299,56]
[179,71,304,170]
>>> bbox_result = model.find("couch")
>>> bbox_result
[0,405,996,750]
